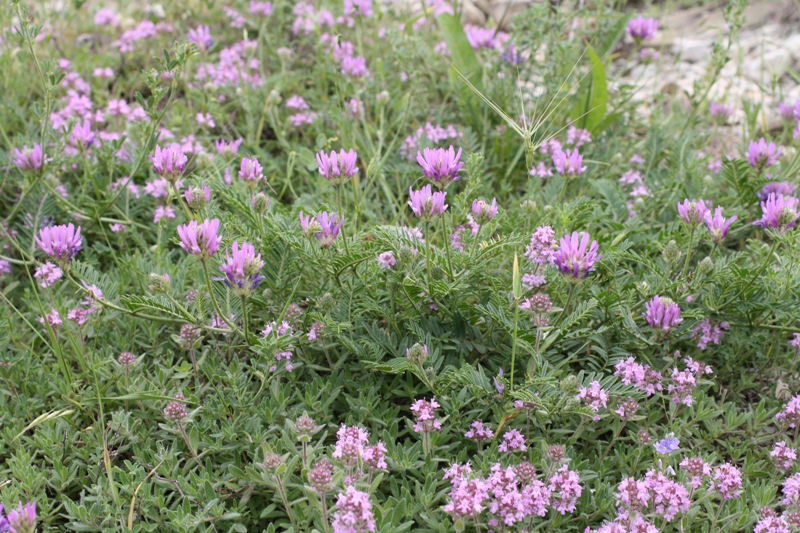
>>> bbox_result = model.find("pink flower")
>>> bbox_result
[644,296,682,333]
[680,457,711,489]
[628,16,658,41]
[12,144,44,172]
[34,262,63,288]
[250,1,273,17]
[215,138,243,158]
[377,251,396,269]
[36,223,82,263]
[498,429,527,453]
[238,158,263,183]
[39,308,62,328]
[177,219,221,260]
[410,397,442,433]
[552,148,586,175]
[444,476,490,520]
[525,226,557,265]
[316,149,359,185]
[471,198,498,224]
[747,138,783,169]
[408,185,448,219]
[691,318,729,349]
[333,425,369,466]
[553,231,601,279]
[342,56,369,77]
[772,442,797,471]
[567,125,592,147]
[153,205,176,223]
[776,394,800,428]
[754,193,800,230]
[614,357,663,396]
[416,146,464,187]
[711,463,743,500]
[704,206,736,243]
[677,198,709,227]
[362,441,387,470]
[150,144,187,182]
[577,380,608,420]
[464,421,493,443]
[548,465,582,514]
[188,25,213,50]
[218,242,266,297]
[332,486,375,533]
[286,95,309,110]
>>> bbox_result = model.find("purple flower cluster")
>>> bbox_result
[628,16,658,41]
[552,231,601,279]
[771,442,798,471]
[498,429,527,453]
[400,123,461,160]
[177,219,221,260]
[299,211,344,248]
[552,148,586,176]
[217,242,266,298]
[416,146,464,187]
[577,380,609,420]
[644,295,682,333]
[754,193,800,231]
[332,485,375,533]
[332,425,370,467]
[691,318,730,349]
[614,357,663,396]
[704,206,736,243]
[677,198,709,227]
[150,143,187,182]
[317,149,359,185]
[747,138,783,169]
[36,223,83,263]
[34,262,63,288]
[776,394,800,428]
[3,502,37,533]
[12,143,45,172]
[410,397,442,433]
[408,185,448,220]
[464,421,493,443]
[710,463,743,500]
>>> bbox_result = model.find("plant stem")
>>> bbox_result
[681,227,695,280]
[599,422,625,461]
[201,261,237,331]
[275,475,296,525]
[241,295,250,342]
[440,213,453,277]
[510,300,520,391]
[556,283,578,325]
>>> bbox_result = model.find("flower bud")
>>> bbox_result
[397,245,416,264]
[251,192,271,214]
[317,292,336,312]
[662,240,681,264]
[263,453,283,474]
[559,375,578,394]
[148,272,171,293]
[431,265,445,281]
[376,90,390,105]
[269,89,282,106]
[406,343,428,364]
[698,257,714,275]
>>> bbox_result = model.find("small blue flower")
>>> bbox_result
[654,434,680,454]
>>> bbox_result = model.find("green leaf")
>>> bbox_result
[120,294,184,320]
[572,46,608,132]
[597,14,632,58]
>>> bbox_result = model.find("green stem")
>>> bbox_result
[201,261,238,331]
[555,283,578,325]
[469,224,482,264]
[241,295,250,342]
[681,227,695,280]
[510,300,520,391]
[440,213,453,277]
